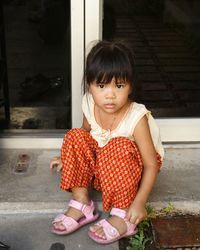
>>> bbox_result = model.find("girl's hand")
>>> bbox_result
[50,156,62,172]
[125,201,147,225]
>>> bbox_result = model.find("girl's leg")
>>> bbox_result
[60,128,97,192]
[91,137,143,239]
[54,128,98,231]
[55,187,90,231]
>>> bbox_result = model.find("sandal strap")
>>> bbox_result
[52,213,78,232]
[110,208,126,219]
[97,219,120,240]
[110,208,137,235]
[53,213,66,223]
[68,199,94,219]
[61,216,78,229]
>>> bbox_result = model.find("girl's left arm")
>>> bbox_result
[126,115,158,225]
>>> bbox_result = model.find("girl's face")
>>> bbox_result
[89,78,132,115]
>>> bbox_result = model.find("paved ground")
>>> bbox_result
[0,145,200,249]
[0,213,118,250]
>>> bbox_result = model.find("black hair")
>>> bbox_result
[84,40,135,98]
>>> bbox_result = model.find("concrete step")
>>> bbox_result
[0,147,199,213]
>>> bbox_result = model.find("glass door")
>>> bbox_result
[84,0,200,142]
[0,0,85,149]
[0,0,71,130]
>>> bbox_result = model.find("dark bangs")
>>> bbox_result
[85,41,135,88]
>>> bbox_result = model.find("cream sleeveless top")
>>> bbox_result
[82,93,164,159]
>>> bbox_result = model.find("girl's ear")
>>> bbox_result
[129,83,133,95]
[88,81,94,93]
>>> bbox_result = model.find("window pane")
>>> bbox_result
[103,0,200,117]
[0,0,71,129]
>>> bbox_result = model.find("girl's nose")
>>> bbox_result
[105,87,116,99]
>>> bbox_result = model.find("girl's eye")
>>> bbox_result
[98,84,105,88]
[116,83,124,88]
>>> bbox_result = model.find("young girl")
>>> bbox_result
[50,40,164,244]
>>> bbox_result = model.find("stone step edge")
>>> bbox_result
[0,201,199,215]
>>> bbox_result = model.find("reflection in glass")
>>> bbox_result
[0,0,71,129]
[103,0,200,117]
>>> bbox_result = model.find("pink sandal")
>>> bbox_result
[88,208,137,244]
[52,199,100,235]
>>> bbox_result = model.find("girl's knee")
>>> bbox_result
[106,137,141,160]
[66,128,88,137]
[63,128,90,143]
[109,137,136,149]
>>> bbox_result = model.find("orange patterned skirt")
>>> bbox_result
[60,128,162,211]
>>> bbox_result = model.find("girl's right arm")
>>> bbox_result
[50,156,62,172]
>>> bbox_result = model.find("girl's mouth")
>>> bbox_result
[104,104,115,109]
